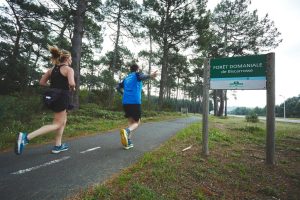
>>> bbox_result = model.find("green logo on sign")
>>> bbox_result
[210,54,267,79]
[230,81,244,87]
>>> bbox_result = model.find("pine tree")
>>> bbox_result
[102,0,141,107]
[45,0,104,108]
[0,0,50,94]
[143,0,196,108]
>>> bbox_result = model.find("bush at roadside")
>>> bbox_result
[245,112,259,123]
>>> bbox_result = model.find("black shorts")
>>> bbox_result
[123,104,141,122]
[51,93,70,113]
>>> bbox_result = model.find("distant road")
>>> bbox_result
[229,115,300,123]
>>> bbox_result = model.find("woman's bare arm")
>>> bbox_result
[39,69,52,86]
[67,67,76,91]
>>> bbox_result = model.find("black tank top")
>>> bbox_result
[50,65,69,90]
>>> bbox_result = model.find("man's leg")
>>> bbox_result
[120,118,140,148]
[120,104,141,148]
[121,118,140,149]
[126,117,140,139]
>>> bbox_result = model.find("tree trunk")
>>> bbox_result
[198,98,202,114]
[213,90,218,116]
[108,1,122,108]
[158,2,171,108]
[33,45,41,70]
[175,77,180,111]
[8,3,23,91]
[25,45,32,87]
[167,86,171,99]
[158,41,169,107]
[57,18,69,47]
[113,3,121,71]
[71,0,87,108]
[218,90,224,116]
[9,2,21,66]
[225,90,227,117]
[176,78,180,101]
[223,20,228,117]
[147,32,152,103]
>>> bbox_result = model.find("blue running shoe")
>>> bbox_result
[124,139,134,150]
[51,143,69,154]
[15,132,29,155]
[120,129,128,147]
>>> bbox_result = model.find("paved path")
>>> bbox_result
[0,117,200,200]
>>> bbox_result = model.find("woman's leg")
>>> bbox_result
[54,111,67,146]
[27,110,66,141]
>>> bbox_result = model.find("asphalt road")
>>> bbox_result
[0,116,200,200]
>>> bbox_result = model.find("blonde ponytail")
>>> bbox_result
[48,45,71,65]
[48,45,61,65]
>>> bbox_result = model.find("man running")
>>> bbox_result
[117,64,158,149]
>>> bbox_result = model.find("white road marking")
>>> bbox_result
[80,147,101,154]
[11,156,70,175]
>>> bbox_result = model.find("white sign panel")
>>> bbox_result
[210,77,266,90]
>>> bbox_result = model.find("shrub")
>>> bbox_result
[236,125,263,133]
[0,94,43,123]
[75,103,123,120]
[245,112,259,123]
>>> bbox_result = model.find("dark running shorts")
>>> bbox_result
[123,104,141,122]
[50,93,70,113]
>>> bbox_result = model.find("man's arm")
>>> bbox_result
[136,70,158,81]
[136,72,150,81]
[116,81,124,95]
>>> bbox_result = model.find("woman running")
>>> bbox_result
[15,45,75,155]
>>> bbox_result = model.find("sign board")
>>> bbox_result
[210,54,267,90]
[202,53,275,164]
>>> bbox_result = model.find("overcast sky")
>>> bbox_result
[207,0,300,108]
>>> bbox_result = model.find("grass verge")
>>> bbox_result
[71,116,300,200]
[0,104,183,151]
